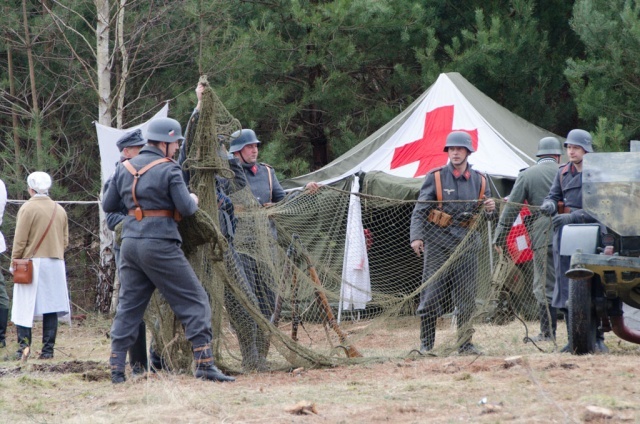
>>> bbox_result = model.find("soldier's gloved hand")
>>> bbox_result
[552,213,573,229]
[540,200,556,216]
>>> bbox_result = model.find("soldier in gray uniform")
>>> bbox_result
[104,129,148,375]
[177,86,267,372]
[103,117,235,383]
[410,131,496,355]
[229,128,319,360]
[493,137,562,342]
[540,128,607,353]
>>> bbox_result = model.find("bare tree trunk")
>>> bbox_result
[22,0,43,169]
[7,47,23,196]
[95,0,116,313]
[115,0,129,128]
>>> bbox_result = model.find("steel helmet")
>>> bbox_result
[536,136,563,157]
[443,131,475,153]
[564,129,593,153]
[145,117,184,143]
[229,129,260,153]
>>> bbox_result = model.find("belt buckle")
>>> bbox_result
[134,207,143,221]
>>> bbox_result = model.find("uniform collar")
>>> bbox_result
[241,161,259,175]
[447,162,471,180]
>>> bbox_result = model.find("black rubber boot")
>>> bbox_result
[16,325,32,360]
[531,304,557,342]
[255,326,270,365]
[595,328,609,354]
[419,315,436,353]
[39,313,58,359]
[193,344,235,382]
[110,351,127,384]
[559,309,572,353]
[238,326,266,372]
[0,308,8,348]
[128,321,148,375]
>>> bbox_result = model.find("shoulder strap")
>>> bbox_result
[434,171,443,209]
[478,174,486,200]
[122,158,171,209]
[261,163,274,203]
[31,203,58,258]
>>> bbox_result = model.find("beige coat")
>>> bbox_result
[11,196,68,261]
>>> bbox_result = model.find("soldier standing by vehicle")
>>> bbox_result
[410,131,495,355]
[103,117,235,383]
[104,129,148,375]
[493,137,562,342]
[540,129,607,353]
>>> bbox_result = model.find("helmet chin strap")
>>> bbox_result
[239,151,252,164]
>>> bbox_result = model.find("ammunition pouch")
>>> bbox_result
[428,209,452,228]
[557,201,571,214]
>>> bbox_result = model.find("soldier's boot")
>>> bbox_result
[255,326,270,365]
[419,315,436,353]
[193,344,235,382]
[128,321,148,375]
[595,328,609,354]
[530,305,557,342]
[237,323,268,372]
[15,325,32,360]
[110,351,127,384]
[38,313,58,359]
[457,314,481,355]
[0,308,9,348]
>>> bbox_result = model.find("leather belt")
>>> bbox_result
[457,217,477,228]
[128,209,176,219]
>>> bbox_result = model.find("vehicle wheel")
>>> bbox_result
[567,278,596,355]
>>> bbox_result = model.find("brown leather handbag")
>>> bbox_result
[12,204,58,284]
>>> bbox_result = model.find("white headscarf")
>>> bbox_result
[27,171,52,195]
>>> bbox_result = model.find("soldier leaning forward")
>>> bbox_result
[102,117,235,383]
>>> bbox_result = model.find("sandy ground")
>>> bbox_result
[1,314,639,423]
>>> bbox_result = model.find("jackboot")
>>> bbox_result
[193,344,235,382]
[595,328,609,354]
[15,325,32,360]
[237,323,267,372]
[128,321,148,375]
[255,326,270,364]
[0,308,8,348]
[530,304,557,342]
[419,315,436,353]
[457,314,481,355]
[110,351,127,384]
[39,313,58,359]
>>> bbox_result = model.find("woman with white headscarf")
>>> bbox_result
[11,172,70,360]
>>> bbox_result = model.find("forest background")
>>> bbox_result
[0,0,639,312]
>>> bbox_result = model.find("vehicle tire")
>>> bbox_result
[567,278,596,355]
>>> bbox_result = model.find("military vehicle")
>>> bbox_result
[563,151,640,354]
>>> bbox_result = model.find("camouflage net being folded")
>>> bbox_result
[147,81,560,375]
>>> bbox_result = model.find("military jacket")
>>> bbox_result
[102,145,197,242]
[410,162,491,244]
[544,162,596,224]
[240,162,285,206]
[494,158,557,249]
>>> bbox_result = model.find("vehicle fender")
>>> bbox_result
[560,224,601,256]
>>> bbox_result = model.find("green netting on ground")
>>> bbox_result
[137,83,560,374]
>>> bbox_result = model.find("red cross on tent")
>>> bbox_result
[390,105,478,177]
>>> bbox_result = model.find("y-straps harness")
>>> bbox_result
[433,170,486,209]
[122,158,181,221]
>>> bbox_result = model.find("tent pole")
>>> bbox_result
[487,221,494,275]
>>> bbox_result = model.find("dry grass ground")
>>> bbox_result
[1,314,639,423]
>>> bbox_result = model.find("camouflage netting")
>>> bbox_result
[147,81,559,375]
